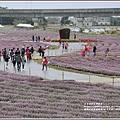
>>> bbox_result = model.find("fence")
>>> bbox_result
[1,53,120,87]
[3,61,119,86]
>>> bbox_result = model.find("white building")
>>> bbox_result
[69,16,111,27]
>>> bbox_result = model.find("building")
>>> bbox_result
[69,16,111,27]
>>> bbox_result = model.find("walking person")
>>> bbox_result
[74,33,76,39]
[21,46,25,57]
[58,38,62,45]
[93,45,97,56]
[12,54,16,67]
[36,36,38,42]
[84,45,88,56]
[5,54,10,69]
[29,46,34,55]
[32,35,34,42]
[43,37,46,42]
[16,54,22,71]
[38,35,40,42]
[2,48,7,61]
[15,48,20,56]
[41,47,45,58]
[62,42,65,49]
[21,56,26,70]
[26,47,29,53]
[26,50,31,61]
[65,42,69,50]
[42,57,48,71]
[38,46,42,56]
[10,49,14,61]
[86,44,91,56]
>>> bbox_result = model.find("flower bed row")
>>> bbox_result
[0,70,120,118]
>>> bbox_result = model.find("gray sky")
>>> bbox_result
[0,1,120,9]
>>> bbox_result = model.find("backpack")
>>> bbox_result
[16,56,22,62]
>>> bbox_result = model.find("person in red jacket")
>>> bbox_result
[84,45,88,52]
[26,50,31,61]
[58,38,62,45]
[38,36,40,42]
[65,42,69,50]
[42,57,48,71]
[81,50,85,57]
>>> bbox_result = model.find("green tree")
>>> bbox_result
[39,17,48,30]
[61,16,69,25]
[47,17,60,24]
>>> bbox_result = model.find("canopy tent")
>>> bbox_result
[0,24,4,28]
[16,23,34,28]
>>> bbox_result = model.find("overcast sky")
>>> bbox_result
[0,1,120,9]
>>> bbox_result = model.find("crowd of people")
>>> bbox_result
[81,43,109,58]
[81,44,97,57]
[0,37,110,73]
[58,38,69,50]
[32,35,41,42]
[32,35,46,42]
[0,45,49,71]
[1,46,35,71]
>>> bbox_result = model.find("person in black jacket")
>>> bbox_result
[15,48,20,56]
[38,46,42,56]
[93,45,97,56]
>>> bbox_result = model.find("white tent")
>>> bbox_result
[0,24,4,28]
[16,23,34,28]
[70,28,80,32]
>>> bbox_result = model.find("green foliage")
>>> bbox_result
[61,16,69,25]
[100,31,106,34]
[116,31,120,35]
[40,17,48,25]
[47,17,60,24]
[111,30,117,34]
[12,19,26,27]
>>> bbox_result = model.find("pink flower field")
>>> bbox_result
[0,29,120,118]
[0,41,51,51]
[0,70,120,118]
[48,33,120,76]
